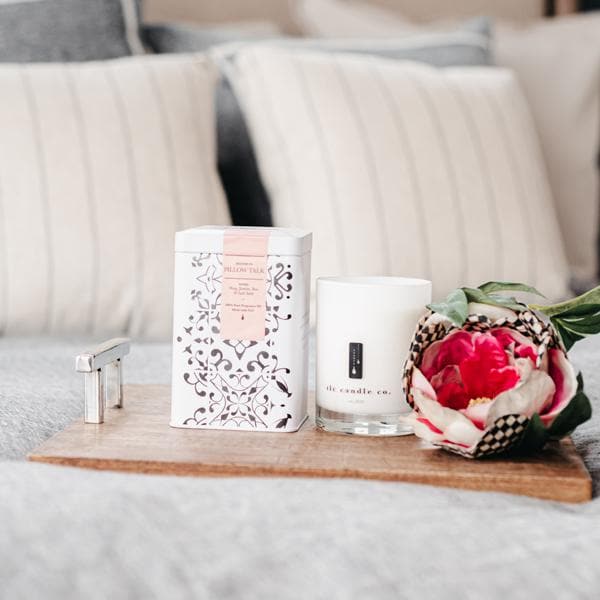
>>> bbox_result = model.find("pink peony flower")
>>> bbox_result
[402,303,585,458]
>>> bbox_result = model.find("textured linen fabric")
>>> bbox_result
[0,338,172,460]
[226,48,570,303]
[143,22,278,228]
[294,0,600,292]
[0,54,230,340]
[495,14,600,291]
[0,335,599,599]
[0,0,144,61]
[147,19,491,230]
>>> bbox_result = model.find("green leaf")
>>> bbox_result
[530,285,600,318]
[555,303,600,318]
[547,391,592,439]
[509,413,549,456]
[463,287,524,312]
[427,288,468,327]
[551,318,584,352]
[577,371,584,394]
[556,314,600,336]
[478,281,545,298]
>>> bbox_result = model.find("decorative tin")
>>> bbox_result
[170,226,312,432]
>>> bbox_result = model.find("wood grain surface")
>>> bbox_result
[28,385,592,503]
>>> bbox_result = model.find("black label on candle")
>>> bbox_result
[348,342,363,379]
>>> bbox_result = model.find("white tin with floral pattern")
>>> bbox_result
[171,226,312,432]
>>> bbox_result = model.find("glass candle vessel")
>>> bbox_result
[316,277,431,436]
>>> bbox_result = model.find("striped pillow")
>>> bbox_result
[0,54,230,339]
[227,47,570,302]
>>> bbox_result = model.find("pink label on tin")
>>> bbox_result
[220,231,269,341]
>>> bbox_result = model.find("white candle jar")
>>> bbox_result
[171,226,312,432]
[316,277,431,436]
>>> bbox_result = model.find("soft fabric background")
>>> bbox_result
[495,14,600,290]
[0,54,230,340]
[1,3,599,598]
[143,22,278,228]
[145,18,492,230]
[142,0,545,32]
[226,47,570,303]
[0,0,143,61]
[294,0,600,290]
[0,335,599,598]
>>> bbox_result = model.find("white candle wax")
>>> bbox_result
[316,277,431,435]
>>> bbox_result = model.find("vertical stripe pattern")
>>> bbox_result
[0,55,229,339]
[105,67,145,336]
[371,62,432,279]
[228,48,570,302]
[64,68,100,334]
[20,68,54,331]
[144,63,183,231]
[333,58,392,273]
[292,59,349,274]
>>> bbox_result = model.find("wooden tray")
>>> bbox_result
[28,385,592,503]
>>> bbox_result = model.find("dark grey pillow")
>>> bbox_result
[0,0,143,62]
[144,18,493,228]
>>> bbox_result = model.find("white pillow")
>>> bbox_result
[226,47,570,302]
[0,54,230,339]
[495,15,600,289]
[294,0,600,289]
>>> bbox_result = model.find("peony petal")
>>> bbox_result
[443,419,483,448]
[412,419,446,443]
[411,367,437,401]
[412,389,483,447]
[472,333,510,368]
[515,344,537,364]
[491,326,537,351]
[400,411,444,443]
[540,349,578,426]
[420,330,474,379]
[416,417,444,434]
[436,383,470,410]
[460,402,493,430]
[430,365,469,410]
[491,329,516,350]
[485,370,555,427]
[514,357,535,382]
[430,364,462,390]
[460,360,520,401]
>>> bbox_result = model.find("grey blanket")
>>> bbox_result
[1,337,599,599]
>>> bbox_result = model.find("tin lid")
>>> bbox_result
[175,226,312,256]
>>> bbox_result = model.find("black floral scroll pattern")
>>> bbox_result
[175,254,295,430]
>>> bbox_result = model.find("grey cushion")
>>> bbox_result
[144,18,492,229]
[0,335,599,598]
[0,0,142,62]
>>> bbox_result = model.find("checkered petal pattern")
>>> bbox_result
[402,306,563,458]
[403,308,562,408]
